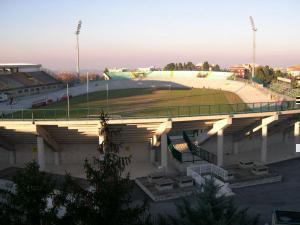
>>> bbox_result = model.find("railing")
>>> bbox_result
[167,136,183,163]
[0,101,299,120]
[187,163,229,182]
[183,131,217,164]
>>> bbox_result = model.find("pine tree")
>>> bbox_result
[104,68,109,74]
[202,61,210,71]
[0,161,58,225]
[170,178,259,225]
[55,111,152,225]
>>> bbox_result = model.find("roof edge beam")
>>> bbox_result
[155,120,172,136]
[36,125,60,152]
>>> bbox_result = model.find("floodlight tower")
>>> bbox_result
[75,20,82,80]
[249,16,257,81]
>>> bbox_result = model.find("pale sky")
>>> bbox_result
[1,0,300,70]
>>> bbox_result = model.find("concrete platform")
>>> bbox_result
[224,164,282,188]
[135,175,197,202]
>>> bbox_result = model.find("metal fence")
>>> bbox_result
[0,101,299,120]
[183,131,217,164]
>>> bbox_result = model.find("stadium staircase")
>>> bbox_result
[182,131,217,164]
[167,131,217,167]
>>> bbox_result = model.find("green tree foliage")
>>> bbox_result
[164,63,176,71]
[103,68,109,74]
[202,61,210,71]
[255,66,284,85]
[186,62,196,70]
[169,178,259,225]
[0,161,58,225]
[178,63,183,70]
[212,64,220,71]
[163,62,196,71]
[55,111,152,225]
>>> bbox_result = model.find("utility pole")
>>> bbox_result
[249,16,257,81]
[67,83,70,118]
[106,83,109,111]
[86,72,89,115]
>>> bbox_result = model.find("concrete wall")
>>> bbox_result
[107,71,233,80]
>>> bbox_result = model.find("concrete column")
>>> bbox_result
[161,133,168,171]
[152,135,158,146]
[261,125,268,163]
[217,129,224,166]
[9,150,16,165]
[150,149,156,163]
[54,151,60,166]
[37,136,45,171]
[233,141,239,155]
[294,122,300,155]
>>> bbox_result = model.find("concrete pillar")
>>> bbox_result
[9,150,16,165]
[54,151,60,166]
[294,122,300,155]
[161,133,168,171]
[233,141,239,155]
[261,125,268,163]
[217,129,224,166]
[150,149,156,163]
[152,135,158,146]
[37,136,45,171]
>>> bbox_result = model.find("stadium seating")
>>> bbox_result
[0,71,62,97]
[270,82,300,98]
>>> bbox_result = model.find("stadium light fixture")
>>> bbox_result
[75,20,82,80]
[249,16,257,81]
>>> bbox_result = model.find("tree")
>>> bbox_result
[255,65,278,85]
[56,72,77,84]
[0,161,58,225]
[186,62,196,71]
[55,111,152,225]
[169,178,259,225]
[164,63,176,71]
[103,68,109,74]
[212,64,220,71]
[202,61,210,71]
[178,63,183,71]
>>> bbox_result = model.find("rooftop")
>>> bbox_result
[0,63,41,68]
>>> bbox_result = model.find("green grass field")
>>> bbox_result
[16,87,247,119]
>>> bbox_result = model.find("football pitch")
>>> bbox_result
[28,87,246,118]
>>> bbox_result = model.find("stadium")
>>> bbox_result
[0,68,299,187]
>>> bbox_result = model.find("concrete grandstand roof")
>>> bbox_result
[0,63,41,68]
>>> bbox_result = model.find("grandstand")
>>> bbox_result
[0,63,63,99]
[270,81,300,98]
[0,70,299,182]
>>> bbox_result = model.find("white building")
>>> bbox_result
[137,66,154,73]
[287,65,300,77]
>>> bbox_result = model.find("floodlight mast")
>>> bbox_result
[249,16,257,81]
[75,20,82,80]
